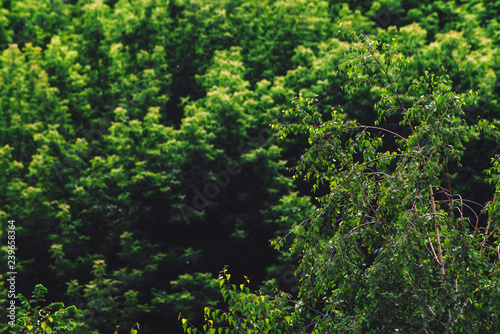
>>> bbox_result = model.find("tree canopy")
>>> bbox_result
[0,0,499,333]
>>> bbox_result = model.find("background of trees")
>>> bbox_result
[0,0,499,333]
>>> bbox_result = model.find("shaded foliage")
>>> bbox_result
[0,0,499,333]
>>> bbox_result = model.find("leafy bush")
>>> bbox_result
[11,284,78,333]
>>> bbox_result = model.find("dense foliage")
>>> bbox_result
[0,0,499,333]
[186,28,500,333]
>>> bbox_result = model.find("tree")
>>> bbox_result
[184,28,500,333]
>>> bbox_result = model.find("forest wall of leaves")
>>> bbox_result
[0,0,499,333]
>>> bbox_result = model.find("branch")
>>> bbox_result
[481,191,497,252]
[425,237,440,266]
[345,125,408,142]
[430,186,445,276]
[360,36,412,131]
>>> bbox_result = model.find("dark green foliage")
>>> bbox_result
[0,0,499,333]
[184,27,500,334]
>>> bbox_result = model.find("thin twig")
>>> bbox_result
[481,192,497,252]
[430,186,445,276]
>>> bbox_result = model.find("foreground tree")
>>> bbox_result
[184,29,500,333]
